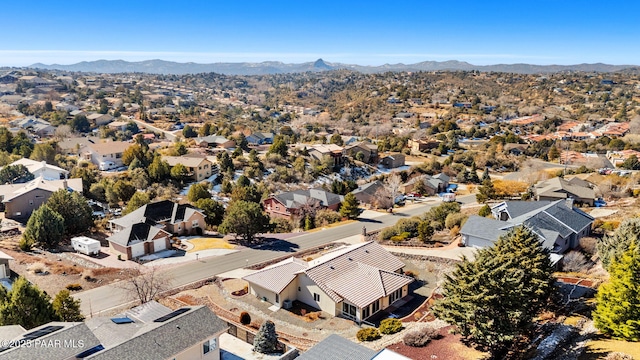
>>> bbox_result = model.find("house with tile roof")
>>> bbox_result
[533,176,596,206]
[461,200,594,255]
[194,135,235,149]
[350,180,385,206]
[0,177,83,221]
[243,241,413,324]
[264,188,343,219]
[162,155,214,182]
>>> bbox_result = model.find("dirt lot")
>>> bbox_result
[1,235,131,296]
[387,325,487,360]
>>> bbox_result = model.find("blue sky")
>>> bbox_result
[2,0,639,67]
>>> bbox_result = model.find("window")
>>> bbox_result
[389,288,403,304]
[275,293,279,303]
[203,338,217,354]
[343,302,356,317]
[298,287,301,291]
[362,306,370,319]
[313,293,320,302]
[29,200,33,206]
[192,220,199,228]
[372,299,380,314]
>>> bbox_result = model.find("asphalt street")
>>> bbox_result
[75,199,447,316]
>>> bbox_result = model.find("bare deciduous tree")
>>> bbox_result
[118,266,173,305]
[386,174,402,204]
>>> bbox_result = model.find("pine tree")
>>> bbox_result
[0,277,57,329]
[253,320,278,354]
[52,290,84,322]
[597,218,640,271]
[481,167,491,182]
[593,241,640,341]
[432,226,553,354]
[340,193,360,220]
[46,190,93,235]
[22,205,65,249]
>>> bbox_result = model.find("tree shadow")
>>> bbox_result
[242,237,300,253]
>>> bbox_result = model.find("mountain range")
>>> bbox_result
[28,58,639,75]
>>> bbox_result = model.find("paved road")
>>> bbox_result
[133,119,179,141]
[75,200,442,316]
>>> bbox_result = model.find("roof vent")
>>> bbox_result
[329,266,335,270]
[348,257,353,261]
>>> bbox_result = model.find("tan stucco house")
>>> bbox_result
[162,155,213,182]
[243,242,413,324]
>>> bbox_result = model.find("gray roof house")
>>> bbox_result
[461,200,594,254]
[0,322,101,360]
[297,334,410,360]
[351,180,385,205]
[243,242,413,324]
[0,301,229,360]
[264,188,344,218]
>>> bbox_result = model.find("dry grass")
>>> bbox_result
[187,237,235,252]
[581,338,640,360]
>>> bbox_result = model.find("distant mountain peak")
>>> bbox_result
[313,58,331,69]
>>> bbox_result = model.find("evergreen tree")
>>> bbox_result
[170,163,190,184]
[218,152,234,174]
[432,226,553,354]
[52,290,84,322]
[340,193,360,220]
[46,190,93,235]
[0,164,34,184]
[476,178,496,203]
[195,198,225,226]
[597,218,640,271]
[548,146,560,161]
[253,320,278,354]
[22,205,65,249]
[417,220,434,242]
[123,191,150,215]
[268,136,288,157]
[0,277,57,329]
[187,183,211,203]
[219,201,271,242]
[593,241,640,341]
[481,167,491,182]
[148,156,170,182]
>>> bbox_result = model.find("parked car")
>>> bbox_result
[595,198,607,207]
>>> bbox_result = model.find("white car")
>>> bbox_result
[99,161,116,171]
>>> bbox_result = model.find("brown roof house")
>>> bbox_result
[109,200,206,260]
[264,188,343,218]
[350,180,385,206]
[162,155,214,182]
[533,177,596,206]
[379,153,405,169]
[345,142,379,163]
[243,241,413,324]
[308,144,346,168]
[0,177,83,221]
[194,135,236,149]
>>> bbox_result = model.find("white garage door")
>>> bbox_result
[0,265,6,279]
[153,238,167,252]
[131,243,145,258]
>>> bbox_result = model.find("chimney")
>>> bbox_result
[62,179,68,190]
[565,197,574,209]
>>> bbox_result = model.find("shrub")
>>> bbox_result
[579,236,598,256]
[404,270,417,278]
[19,237,33,251]
[394,218,421,236]
[390,235,405,243]
[450,225,460,238]
[413,312,422,321]
[240,311,251,325]
[403,330,432,347]
[445,213,468,230]
[379,227,397,241]
[357,328,380,342]
[562,251,592,273]
[66,283,83,291]
[604,353,634,360]
[478,204,492,217]
[315,209,342,227]
[601,221,621,231]
[379,318,403,335]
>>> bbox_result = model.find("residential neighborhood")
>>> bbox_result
[1,32,640,359]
